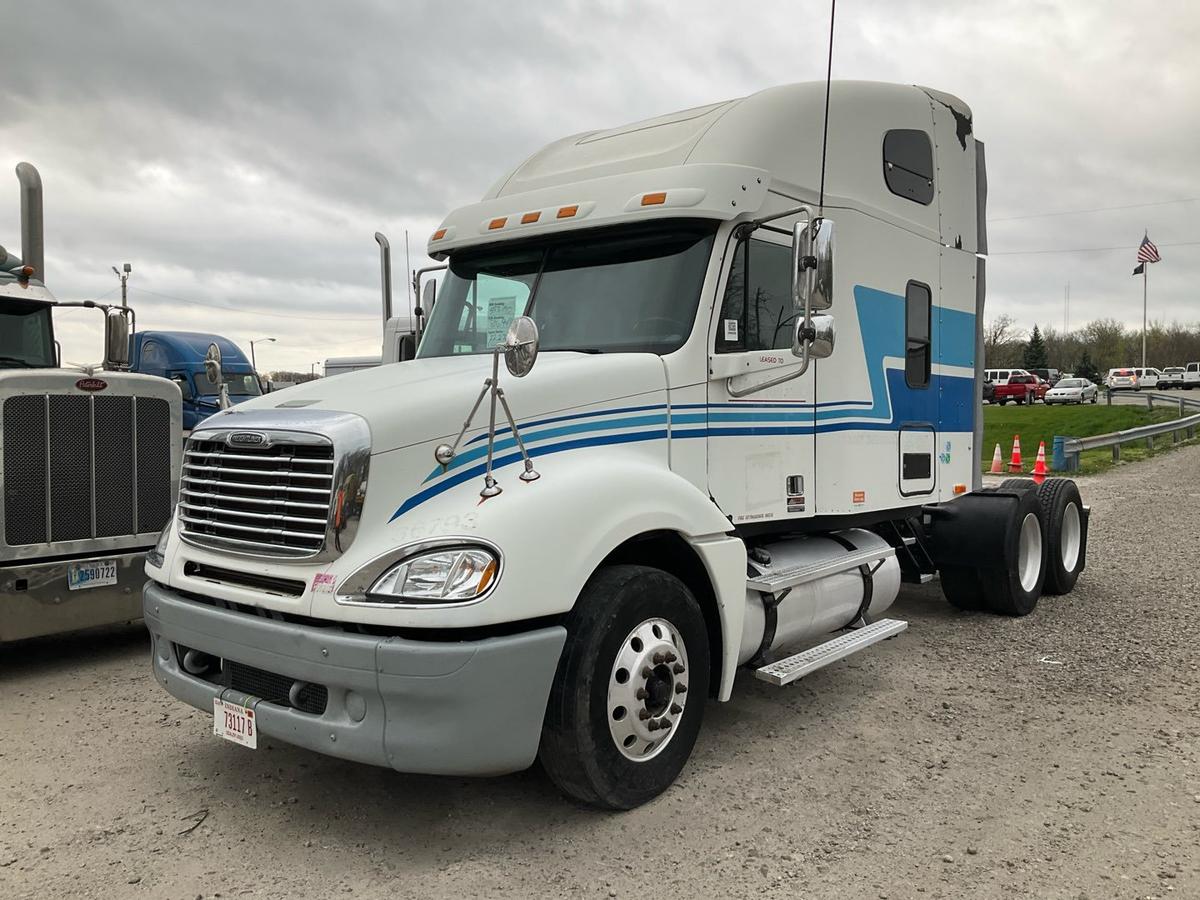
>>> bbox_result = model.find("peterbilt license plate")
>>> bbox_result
[66,559,117,591]
[213,698,258,749]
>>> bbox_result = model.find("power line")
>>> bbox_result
[991,239,1200,256]
[990,197,1199,223]
[130,286,375,322]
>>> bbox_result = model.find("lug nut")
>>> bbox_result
[646,720,660,732]
[665,652,677,664]
[652,651,666,664]
[642,666,654,679]
[675,683,687,694]
[635,688,648,700]
[659,718,673,730]
[670,703,683,715]
[638,709,652,720]
[672,663,685,674]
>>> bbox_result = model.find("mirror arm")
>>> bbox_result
[725,355,811,398]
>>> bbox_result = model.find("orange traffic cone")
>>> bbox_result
[1008,435,1023,473]
[1031,441,1048,485]
[990,443,1004,475]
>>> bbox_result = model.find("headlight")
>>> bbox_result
[146,513,174,569]
[368,547,499,603]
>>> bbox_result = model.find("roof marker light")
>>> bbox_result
[556,205,579,219]
[488,217,507,230]
[521,211,541,224]
[641,192,667,206]
[432,228,447,241]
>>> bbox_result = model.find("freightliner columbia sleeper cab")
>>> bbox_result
[144,82,1089,809]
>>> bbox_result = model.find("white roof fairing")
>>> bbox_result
[429,81,978,258]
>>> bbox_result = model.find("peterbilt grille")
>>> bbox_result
[179,437,334,558]
[2,394,172,546]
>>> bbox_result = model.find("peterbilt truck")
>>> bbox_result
[1,163,182,643]
[144,82,1088,809]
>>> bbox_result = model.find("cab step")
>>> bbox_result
[746,545,895,594]
[753,618,909,686]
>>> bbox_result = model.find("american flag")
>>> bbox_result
[1136,233,1161,263]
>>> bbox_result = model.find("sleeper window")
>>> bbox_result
[716,238,795,353]
[883,129,935,205]
[905,281,931,388]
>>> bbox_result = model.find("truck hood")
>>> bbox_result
[204,352,670,455]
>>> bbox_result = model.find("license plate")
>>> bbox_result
[67,559,117,591]
[213,698,258,749]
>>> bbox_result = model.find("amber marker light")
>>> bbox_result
[641,192,667,206]
[488,217,507,230]
[556,205,579,218]
[520,211,541,224]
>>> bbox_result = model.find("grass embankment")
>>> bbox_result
[981,403,1189,475]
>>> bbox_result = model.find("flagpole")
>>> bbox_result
[1142,262,1148,371]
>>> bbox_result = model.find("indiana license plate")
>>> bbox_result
[66,559,117,591]
[213,698,258,749]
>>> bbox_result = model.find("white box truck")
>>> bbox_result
[144,82,1088,808]
[1,164,182,643]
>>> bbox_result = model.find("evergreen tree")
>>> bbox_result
[1075,349,1100,383]
[1023,324,1049,370]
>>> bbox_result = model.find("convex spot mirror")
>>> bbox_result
[103,309,130,369]
[503,316,539,378]
[805,314,836,359]
[421,279,437,313]
[791,216,835,313]
[203,342,223,385]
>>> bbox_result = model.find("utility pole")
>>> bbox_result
[111,263,131,307]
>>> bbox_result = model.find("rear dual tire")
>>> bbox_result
[994,477,1087,597]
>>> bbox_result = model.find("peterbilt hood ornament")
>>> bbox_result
[434,316,541,498]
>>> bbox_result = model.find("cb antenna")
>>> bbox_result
[817,0,837,214]
[405,229,413,322]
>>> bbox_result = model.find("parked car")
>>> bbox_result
[993,373,1044,405]
[1186,362,1200,388]
[1027,367,1061,386]
[983,367,1029,386]
[1158,367,1186,389]
[1107,368,1139,391]
[1044,377,1098,405]
[982,379,995,404]
[1133,367,1162,391]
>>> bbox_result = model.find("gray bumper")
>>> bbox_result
[143,582,567,776]
[1,552,146,643]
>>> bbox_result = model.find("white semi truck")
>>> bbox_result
[144,82,1088,809]
[1,164,182,643]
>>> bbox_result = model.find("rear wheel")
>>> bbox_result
[982,488,1047,616]
[539,565,709,810]
[1035,478,1086,595]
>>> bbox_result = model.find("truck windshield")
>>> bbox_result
[418,222,716,358]
[194,373,262,397]
[0,298,55,368]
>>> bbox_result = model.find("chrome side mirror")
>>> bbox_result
[503,315,539,378]
[203,342,223,385]
[103,309,130,369]
[421,278,437,313]
[809,218,834,311]
[807,314,836,359]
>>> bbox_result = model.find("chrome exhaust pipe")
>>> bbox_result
[375,232,392,331]
[15,162,43,283]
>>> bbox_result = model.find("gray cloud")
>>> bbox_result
[1,0,1197,370]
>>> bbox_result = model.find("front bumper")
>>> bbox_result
[1,551,147,643]
[143,582,567,776]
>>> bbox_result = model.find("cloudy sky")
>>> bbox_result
[3,0,1198,372]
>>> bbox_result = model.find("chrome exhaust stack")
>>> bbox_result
[16,162,44,283]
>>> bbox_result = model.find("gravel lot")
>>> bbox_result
[3,445,1199,900]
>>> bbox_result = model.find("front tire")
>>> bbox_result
[539,565,710,810]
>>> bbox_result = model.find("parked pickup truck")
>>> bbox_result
[1158,367,1186,389]
[993,373,1044,405]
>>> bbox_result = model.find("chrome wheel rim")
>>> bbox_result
[606,617,689,762]
[1017,512,1043,593]
[1060,502,1081,572]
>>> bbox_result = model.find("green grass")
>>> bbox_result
[981,403,1187,475]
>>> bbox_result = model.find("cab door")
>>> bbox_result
[706,229,815,524]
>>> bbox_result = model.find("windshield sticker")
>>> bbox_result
[723,319,739,341]
[487,297,517,346]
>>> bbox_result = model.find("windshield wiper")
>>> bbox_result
[0,355,38,368]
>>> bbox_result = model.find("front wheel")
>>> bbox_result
[1091,394,1098,403]
[539,565,709,809]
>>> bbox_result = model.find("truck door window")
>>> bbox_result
[715,238,794,353]
[0,299,55,368]
[905,280,932,388]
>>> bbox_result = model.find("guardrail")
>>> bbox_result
[1105,388,1200,413]
[1058,404,1200,471]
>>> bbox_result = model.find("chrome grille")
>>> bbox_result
[179,436,334,558]
[2,393,173,546]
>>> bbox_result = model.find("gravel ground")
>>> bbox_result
[3,445,1199,900]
